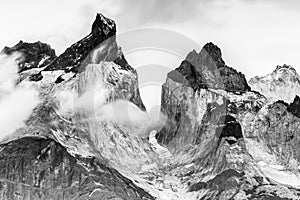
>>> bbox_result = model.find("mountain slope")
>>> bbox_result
[0,137,154,200]
[0,13,152,200]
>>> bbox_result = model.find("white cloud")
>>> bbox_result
[0,53,40,141]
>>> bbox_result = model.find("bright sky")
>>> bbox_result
[0,0,299,112]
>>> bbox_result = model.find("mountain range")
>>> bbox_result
[0,13,300,200]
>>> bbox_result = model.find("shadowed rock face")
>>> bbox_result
[0,137,154,200]
[216,115,243,144]
[1,41,56,72]
[288,95,300,118]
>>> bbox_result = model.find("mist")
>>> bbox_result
[0,53,40,141]
[56,84,166,138]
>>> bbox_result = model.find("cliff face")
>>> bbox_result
[249,64,300,103]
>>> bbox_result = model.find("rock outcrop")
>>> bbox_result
[249,64,300,103]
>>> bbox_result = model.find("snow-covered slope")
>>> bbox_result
[249,64,300,103]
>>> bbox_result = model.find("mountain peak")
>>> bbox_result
[274,64,298,76]
[201,42,225,68]
[43,13,118,73]
[91,13,116,35]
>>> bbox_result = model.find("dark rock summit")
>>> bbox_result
[1,41,56,72]
[168,42,251,92]
[91,13,116,34]
[202,42,225,68]
[44,13,117,73]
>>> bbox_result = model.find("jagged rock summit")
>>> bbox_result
[168,42,251,92]
[249,64,300,103]
[91,13,116,34]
